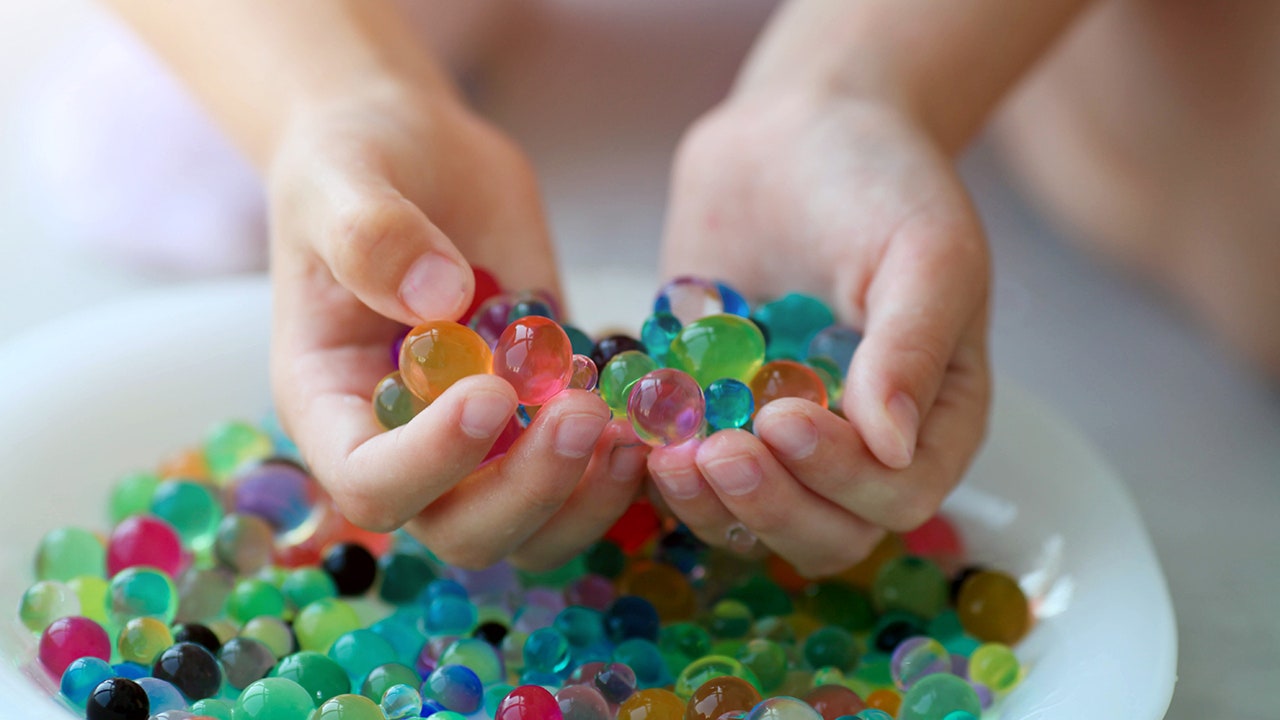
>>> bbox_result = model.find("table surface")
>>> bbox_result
[0,4,1277,718]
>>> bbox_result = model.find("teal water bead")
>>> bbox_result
[704,378,754,431]
[612,638,668,689]
[890,637,950,691]
[215,513,276,575]
[108,566,178,626]
[19,580,81,633]
[898,674,981,720]
[707,599,754,639]
[328,629,398,686]
[109,471,160,525]
[425,594,478,636]
[555,606,605,648]
[524,626,571,674]
[235,677,316,720]
[873,556,949,620]
[805,582,875,633]
[440,637,504,685]
[723,576,793,619]
[744,696,823,720]
[227,578,287,623]
[35,526,106,582]
[668,315,766,387]
[151,480,222,550]
[518,553,587,589]
[282,567,337,609]
[803,626,859,672]
[752,293,835,361]
[853,711,895,720]
[378,552,437,605]
[641,312,683,365]
[484,683,516,717]
[735,639,789,692]
[243,616,297,658]
[271,651,351,705]
[942,712,978,720]
[423,664,484,714]
[673,655,760,700]
[967,642,1020,693]
[381,683,423,719]
[584,541,626,579]
[360,662,420,702]
[295,597,362,653]
[600,351,660,416]
[190,698,236,720]
[563,325,595,357]
[204,420,274,481]
[60,656,113,708]
[659,622,711,663]
[371,614,427,666]
[313,693,385,720]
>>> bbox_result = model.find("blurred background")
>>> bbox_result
[0,3,1276,718]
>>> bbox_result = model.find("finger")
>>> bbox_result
[647,439,739,549]
[404,389,612,569]
[695,430,883,577]
[840,212,989,469]
[508,421,650,571]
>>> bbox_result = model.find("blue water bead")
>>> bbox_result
[555,606,605,648]
[112,662,150,681]
[425,579,468,601]
[562,325,596,358]
[439,638,504,686]
[806,325,862,370]
[593,662,638,704]
[604,596,660,643]
[419,698,448,717]
[641,312,682,365]
[381,683,423,720]
[715,282,750,318]
[507,294,556,323]
[137,677,186,714]
[422,664,483,714]
[372,615,428,666]
[704,378,755,431]
[424,595,478,636]
[571,643,612,667]
[60,657,113,707]
[524,627,571,674]
[752,293,836,360]
[612,638,669,689]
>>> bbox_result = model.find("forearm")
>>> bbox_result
[737,0,1092,153]
[105,0,455,167]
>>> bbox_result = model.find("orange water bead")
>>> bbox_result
[749,360,828,412]
[863,689,901,716]
[839,533,906,589]
[618,688,685,720]
[955,570,1032,644]
[493,316,574,406]
[617,560,696,622]
[804,684,867,720]
[399,321,493,404]
[158,448,210,481]
[684,676,761,720]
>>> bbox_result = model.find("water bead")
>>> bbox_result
[627,368,706,447]
[556,683,611,720]
[271,651,350,705]
[227,578,287,623]
[616,688,684,720]
[60,656,114,708]
[802,583,874,633]
[19,579,80,633]
[967,642,1020,693]
[109,470,162,525]
[152,641,223,700]
[507,292,558,323]
[491,316,574,405]
[954,570,1031,644]
[853,711,894,720]
[114,616,171,665]
[890,636,950,691]
[563,325,595,357]
[686,676,762,720]
[425,594,479,635]
[804,685,867,720]
[872,556,949,620]
[312,693,385,720]
[423,664,484,714]
[524,627,572,674]
[673,656,758,700]
[590,334,645,373]
[611,639,667,689]
[108,567,178,626]
[654,277,724,325]
[641,311,682,367]
[151,479,222,550]
[322,542,378,597]
[667,315,766,388]
[749,360,829,411]
[600,351,660,416]
[722,577,792,621]
[569,354,600,391]
[399,321,493,404]
[136,677,186,713]
[216,637,276,690]
[372,552,433,606]
[752,294,835,361]
[566,574,615,612]
[584,540,627,579]
[295,598,361,653]
[703,379,754,431]
[211,513,275,575]
[803,627,859,673]
[706,599,754,639]
[590,662,636,704]
[942,713,978,720]
[372,371,428,430]
[439,637,504,685]
[604,596,661,643]
[87,677,150,720]
[805,325,862,370]
[37,526,107,582]
[897,674,981,720]
[715,282,750,318]
[498,685,563,720]
[734,639,788,693]
[603,500,662,554]
[380,683,423,719]
[553,606,605,649]
[107,515,183,577]
[235,677,316,720]
[328,629,398,686]
[744,696,824,720]
[804,358,844,408]
[229,461,320,536]
[462,265,503,324]
[902,515,965,566]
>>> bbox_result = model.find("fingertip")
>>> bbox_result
[398,251,474,322]
[648,438,704,501]
[443,375,519,440]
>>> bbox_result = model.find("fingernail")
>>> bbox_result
[399,252,467,320]
[461,391,515,439]
[886,392,920,466]
[763,412,818,459]
[704,454,762,496]
[608,444,647,482]
[554,412,609,459]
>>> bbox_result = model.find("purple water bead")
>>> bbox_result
[626,369,705,447]
[229,460,320,535]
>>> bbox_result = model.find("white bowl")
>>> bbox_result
[0,277,1176,718]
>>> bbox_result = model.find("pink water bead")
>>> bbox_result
[569,354,599,391]
[626,369,706,447]
[107,515,184,577]
[493,316,574,406]
[39,616,110,677]
[497,685,564,720]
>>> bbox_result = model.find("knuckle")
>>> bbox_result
[326,199,418,283]
[880,490,941,534]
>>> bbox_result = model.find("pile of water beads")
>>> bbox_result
[19,411,1033,720]
[375,271,865,446]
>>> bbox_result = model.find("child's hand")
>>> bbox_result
[267,84,648,570]
[651,93,991,577]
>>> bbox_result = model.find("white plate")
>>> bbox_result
[0,277,1176,718]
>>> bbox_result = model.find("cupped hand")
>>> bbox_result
[267,83,648,570]
[652,92,991,577]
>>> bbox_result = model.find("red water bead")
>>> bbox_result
[605,500,662,554]
[804,684,867,720]
[497,685,564,720]
[107,515,183,576]
[902,514,965,560]
[484,416,525,464]
[493,316,574,406]
[749,360,828,412]
[462,266,504,325]
[39,616,110,677]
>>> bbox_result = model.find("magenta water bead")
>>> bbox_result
[107,516,183,577]
[626,369,706,447]
[39,616,110,677]
[497,685,564,720]
[493,316,574,406]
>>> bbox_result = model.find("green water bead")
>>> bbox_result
[109,472,160,525]
[812,666,846,687]
[673,655,761,700]
[35,527,106,582]
[484,683,516,718]
[282,568,337,609]
[898,674,982,720]
[659,622,712,663]
[227,578,288,623]
[440,638,504,685]
[735,639,789,692]
[295,598,362,653]
[18,580,80,633]
[377,552,437,605]
[328,629,398,686]
[723,576,793,619]
[360,663,420,702]
[585,541,626,579]
[313,693,385,720]
[117,616,173,665]
[67,576,109,626]
[599,351,660,415]
[190,698,236,720]
[107,566,178,626]
[641,312,682,365]
[271,651,351,705]
[373,371,427,430]
[236,677,316,720]
[706,599,754,639]
[927,610,964,642]
[668,315,766,387]
[150,480,222,550]
[806,357,844,406]
[752,293,835,361]
[204,420,274,482]
[429,713,468,720]
[517,553,587,590]
[804,582,875,633]
[242,616,296,658]
[803,626,859,672]
[852,656,892,689]
[872,556,949,620]
[967,642,1020,693]
[704,378,755,431]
